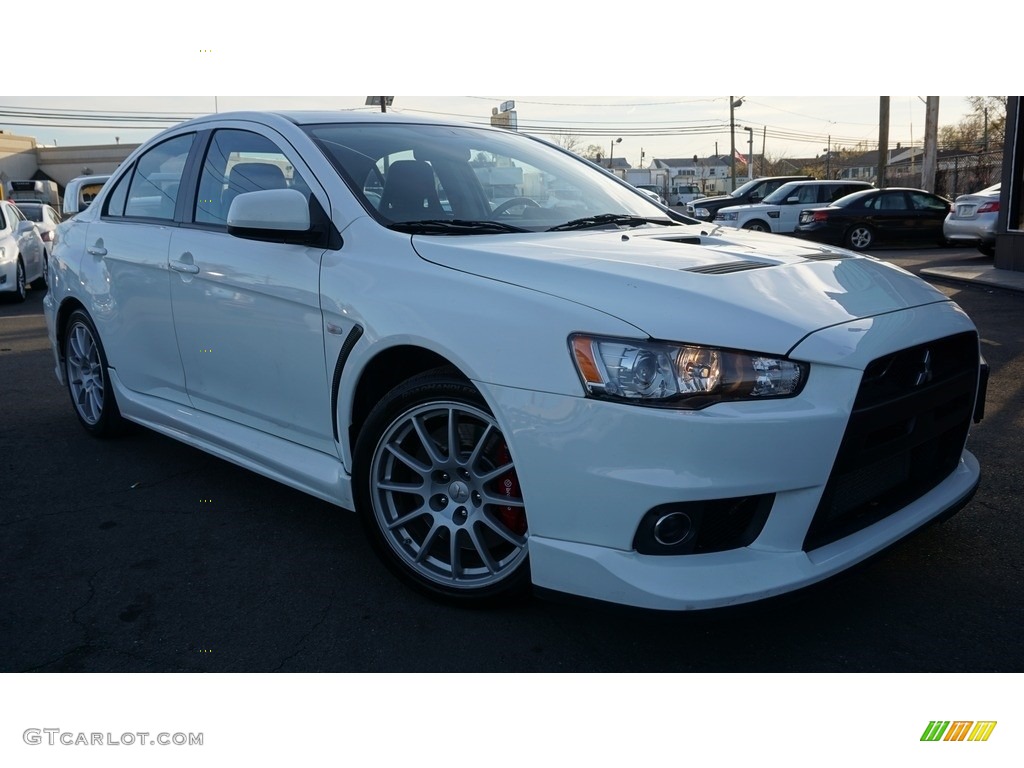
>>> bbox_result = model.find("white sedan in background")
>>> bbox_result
[0,199,47,302]
[714,180,873,233]
[44,111,986,611]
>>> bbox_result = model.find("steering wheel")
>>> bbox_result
[492,197,541,217]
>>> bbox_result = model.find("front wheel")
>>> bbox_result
[353,369,530,604]
[742,220,770,232]
[845,224,874,251]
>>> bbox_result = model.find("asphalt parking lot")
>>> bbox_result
[2,244,1022,672]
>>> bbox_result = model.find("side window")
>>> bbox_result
[826,185,851,202]
[194,129,310,226]
[123,133,195,220]
[878,192,908,211]
[104,171,131,217]
[909,192,947,212]
[0,205,7,231]
[796,185,818,204]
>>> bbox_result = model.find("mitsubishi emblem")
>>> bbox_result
[913,349,933,387]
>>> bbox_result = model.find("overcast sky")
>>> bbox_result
[6,3,1014,163]
[0,95,988,167]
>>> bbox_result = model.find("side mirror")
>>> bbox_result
[228,189,310,239]
[227,188,333,247]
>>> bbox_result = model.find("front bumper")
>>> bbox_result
[478,302,982,610]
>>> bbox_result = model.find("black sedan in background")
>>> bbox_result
[793,187,951,251]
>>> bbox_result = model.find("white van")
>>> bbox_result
[62,175,111,217]
[669,183,702,206]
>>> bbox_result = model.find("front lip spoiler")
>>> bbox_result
[533,473,981,619]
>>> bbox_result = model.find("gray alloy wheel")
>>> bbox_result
[742,220,770,232]
[846,225,874,251]
[355,371,530,603]
[63,309,123,436]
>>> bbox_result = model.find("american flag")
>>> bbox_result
[734,149,748,165]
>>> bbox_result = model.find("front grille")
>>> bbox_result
[804,332,979,551]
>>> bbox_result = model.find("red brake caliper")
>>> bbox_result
[494,441,527,535]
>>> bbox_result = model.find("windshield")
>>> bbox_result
[17,205,43,222]
[304,122,672,233]
[762,183,806,205]
[729,178,764,198]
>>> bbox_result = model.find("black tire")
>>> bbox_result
[30,251,48,290]
[979,242,995,257]
[353,367,531,605]
[845,224,874,251]
[63,308,125,437]
[4,258,27,303]
[742,220,770,232]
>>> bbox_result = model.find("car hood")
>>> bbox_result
[411,225,949,355]
[717,202,774,214]
[690,195,737,208]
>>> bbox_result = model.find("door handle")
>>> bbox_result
[87,245,107,256]
[170,261,200,275]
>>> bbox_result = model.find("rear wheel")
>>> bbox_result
[353,368,530,604]
[845,224,874,251]
[63,309,124,436]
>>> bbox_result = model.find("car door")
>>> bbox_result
[775,184,820,232]
[167,126,336,455]
[866,190,914,243]
[77,132,196,405]
[907,191,950,243]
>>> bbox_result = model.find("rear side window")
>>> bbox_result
[108,134,194,221]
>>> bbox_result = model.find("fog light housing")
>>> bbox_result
[634,495,775,555]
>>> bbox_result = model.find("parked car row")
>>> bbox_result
[684,176,814,221]
[698,174,1004,255]
[712,180,873,234]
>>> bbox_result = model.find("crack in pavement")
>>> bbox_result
[271,592,337,672]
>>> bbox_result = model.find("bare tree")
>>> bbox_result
[552,131,585,155]
[940,97,1007,151]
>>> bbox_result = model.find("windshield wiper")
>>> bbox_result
[387,219,528,235]
[546,213,677,232]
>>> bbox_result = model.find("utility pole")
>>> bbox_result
[878,97,890,188]
[922,97,940,192]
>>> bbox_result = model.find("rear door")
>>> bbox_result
[775,184,821,232]
[83,132,196,404]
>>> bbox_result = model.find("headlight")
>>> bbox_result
[715,211,738,221]
[693,207,710,219]
[569,334,808,409]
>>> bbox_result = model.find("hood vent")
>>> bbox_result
[684,260,772,275]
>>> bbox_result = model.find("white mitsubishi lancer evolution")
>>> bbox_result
[44,110,987,610]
